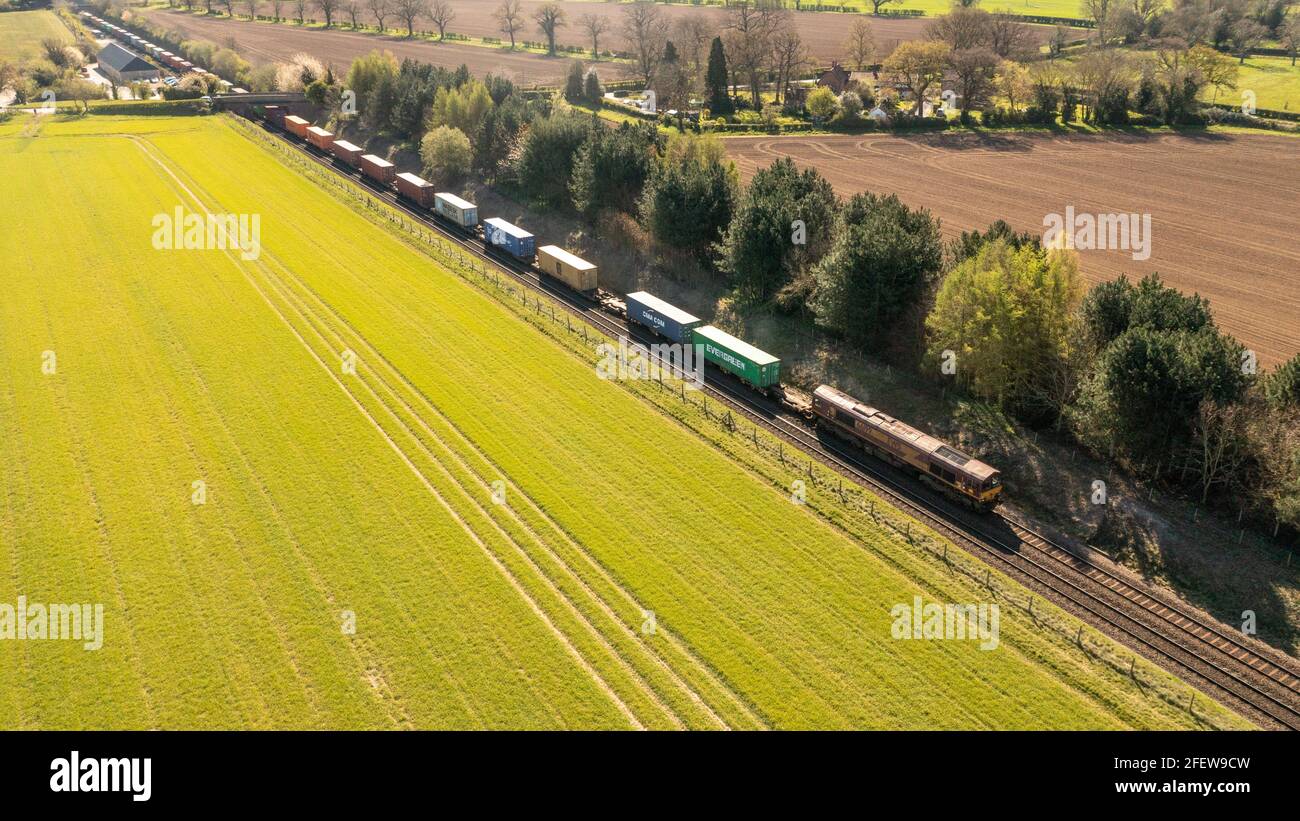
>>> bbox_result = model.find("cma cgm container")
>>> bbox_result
[283,115,310,139]
[625,291,703,345]
[692,325,781,389]
[306,126,334,151]
[433,192,478,229]
[360,154,395,185]
[537,245,597,294]
[483,217,534,260]
[331,139,364,167]
[394,172,435,208]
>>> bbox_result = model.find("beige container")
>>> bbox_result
[537,245,597,293]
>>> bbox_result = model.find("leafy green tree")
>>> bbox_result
[1078,273,1213,352]
[583,68,603,104]
[813,192,942,350]
[639,133,737,261]
[1263,354,1300,409]
[926,240,1083,418]
[475,92,543,176]
[705,35,731,115]
[429,79,494,139]
[716,157,837,303]
[806,86,839,120]
[516,110,592,206]
[420,125,474,185]
[570,121,659,218]
[1072,325,1250,468]
[950,219,1041,266]
[564,59,585,102]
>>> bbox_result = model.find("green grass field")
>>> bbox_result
[0,110,1249,729]
[0,9,72,62]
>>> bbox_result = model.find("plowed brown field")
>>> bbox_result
[139,8,634,84]
[144,3,1080,67]
[726,132,1300,366]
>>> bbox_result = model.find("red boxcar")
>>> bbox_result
[360,154,395,185]
[331,139,364,167]
[394,172,435,208]
[283,115,310,139]
[306,126,334,151]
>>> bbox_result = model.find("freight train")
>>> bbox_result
[267,109,600,295]
[257,106,1003,512]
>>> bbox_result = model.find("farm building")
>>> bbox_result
[95,42,159,84]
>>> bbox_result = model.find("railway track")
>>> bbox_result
[245,114,1300,730]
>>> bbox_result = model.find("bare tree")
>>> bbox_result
[366,0,390,31]
[314,0,340,27]
[925,6,992,51]
[1228,19,1266,64]
[579,13,611,59]
[988,13,1031,59]
[769,27,809,104]
[1079,0,1112,45]
[723,0,783,109]
[948,46,999,116]
[221,0,235,18]
[843,17,875,70]
[495,0,524,49]
[622,1,670,88]
[271,0,284,21]
[1186,400,1251,503]
[394,0,426,37]
[343,0,361,28]
[535,2,565,56]
[673,13,713,84]
[293,0,307,24]
[242,0,258,20]
[1283,15,1300,67]
[429,0,454,40]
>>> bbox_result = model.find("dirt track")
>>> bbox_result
[145,3,1080,67]
[139,8,633,84]
[726,131,1300,366]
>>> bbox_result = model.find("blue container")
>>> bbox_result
[625,291,703,344]
[484,217,535,260]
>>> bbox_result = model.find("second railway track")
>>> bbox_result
[246,113,1300,730]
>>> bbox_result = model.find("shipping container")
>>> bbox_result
[483,218,535,260]
[625,292,703,345]
[691,325,781,389]
[283,115,310,139]
[330,139,364,167]
[360,154,395,185]
[537,245,597,294]
[263,105,284,127]
[306,126,334,151]
[433,192,478,228]
[394,172,435,208]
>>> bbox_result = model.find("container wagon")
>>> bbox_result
[330,139,364,168]
[433,192,478,229]
[811,384,1003,511]
[625,291,703,345]
[483,218,534,260]
[306,126,334,151]
[394,172,435,208]
[360,154,395,185]
[283,115,310,139]
[262,105,285,127]
[537,245,598,294]
[691,325,781,390]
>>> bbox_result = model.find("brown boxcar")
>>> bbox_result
[263,105,284,127]
[306,126,334,151]
[331,139,364,167]
[537,245,598,294]
[283,115,310,139]
[394,172,435,208]
[360,154,395,185]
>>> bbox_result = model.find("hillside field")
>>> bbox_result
[0,110,1248,729]
[0,9,71,62]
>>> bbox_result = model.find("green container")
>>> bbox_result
[692,325,781,388]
